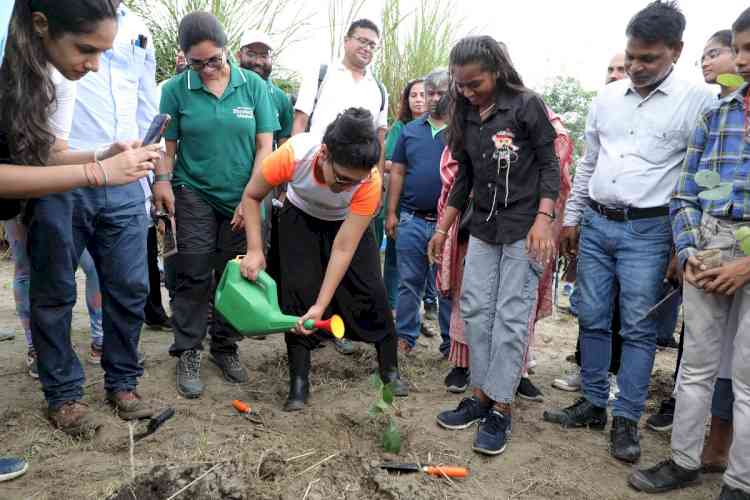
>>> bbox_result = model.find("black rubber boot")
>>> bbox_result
[611,415,641,463]
[377,334,409,397]
[284,344,310,412]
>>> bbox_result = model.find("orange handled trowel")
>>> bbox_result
[380,462,469,478]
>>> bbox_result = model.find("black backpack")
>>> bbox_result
[306,64,387,132]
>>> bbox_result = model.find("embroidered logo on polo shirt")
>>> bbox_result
[233,107,255,119]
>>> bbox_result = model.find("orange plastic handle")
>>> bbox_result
[423,466,469,478]
[232,399,251,414]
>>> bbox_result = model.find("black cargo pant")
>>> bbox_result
[168,185,245,356]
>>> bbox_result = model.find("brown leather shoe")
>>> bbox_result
[47,401,101,438]
[397,338,413,355]
[106,391,155,420]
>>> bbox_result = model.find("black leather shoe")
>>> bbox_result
[611,416,641,463]
[283,376,309,412]
[543,397,607,430]
[718,484,750,500]
[629,459,700,493]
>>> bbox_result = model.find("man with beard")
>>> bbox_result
[237,30,293,147]
[542,0,713,464]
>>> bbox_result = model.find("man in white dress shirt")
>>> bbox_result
[543,0,713,463]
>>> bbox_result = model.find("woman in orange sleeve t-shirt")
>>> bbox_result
[240,108,409,411]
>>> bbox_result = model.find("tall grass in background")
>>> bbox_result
[124,0,312,83]
[327,0,367,61]
[375,0,460,123]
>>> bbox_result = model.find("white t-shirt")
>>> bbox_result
[295,60,388,141]
[48,66,77,141]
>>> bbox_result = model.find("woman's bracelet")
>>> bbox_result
[537,210,555,220]
[95,159,109,186]
[435,228,448,236]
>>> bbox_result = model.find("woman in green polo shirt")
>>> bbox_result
[153,12,278,399]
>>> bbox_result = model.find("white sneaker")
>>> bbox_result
[552,370,581,392]
[609,374,620,402]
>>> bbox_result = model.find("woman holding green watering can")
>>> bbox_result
[240,108,408,412]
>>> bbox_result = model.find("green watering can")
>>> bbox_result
[215,258,345,339]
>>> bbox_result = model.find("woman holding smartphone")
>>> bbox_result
[154,12,277,399]
[0,0,159,477]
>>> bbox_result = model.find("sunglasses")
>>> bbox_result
[188,53,224,72]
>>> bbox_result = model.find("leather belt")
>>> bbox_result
[588,199,669,222]
[408,209,438,222]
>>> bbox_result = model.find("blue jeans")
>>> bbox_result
[578,206,672,421]
[384,236,399,310]
[462,236,542,403]
[5,218,103,350]
[394,211,451,353]
[29,185,149,408]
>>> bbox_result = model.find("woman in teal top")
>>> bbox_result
[154,12,278,399]
[383,78,425,312]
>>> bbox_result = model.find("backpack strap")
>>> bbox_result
[305,64,328,132]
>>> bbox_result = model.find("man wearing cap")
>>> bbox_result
[237,30,294,147]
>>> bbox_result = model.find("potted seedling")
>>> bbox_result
[368,374,401,454]
[695,170,750,267]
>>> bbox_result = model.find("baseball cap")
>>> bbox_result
[240,29,273,51]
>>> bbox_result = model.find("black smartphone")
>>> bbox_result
[142,113,171,146]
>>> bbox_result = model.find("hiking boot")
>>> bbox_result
[26,350,38,379]
[647,397,675,432]
[516,377,544,402]
[0,457,28,482]
[610,416,641,463]
[334,338,355,355]
[628,459,700,493]
[543,397,607,430]
[210,352,249,383]
[718,484,750,500]
[106,391,155,421]
[420,322,436,338]
[381,369,409,397]
[552,370,581,392]
[144,316,173,331]
[176,349,204,399]
[47,401,101,438]
[436,396,491,430]
[88,343,103,365]
[444,367,469,393]
[423,302,437,321]
[473,409,512,456]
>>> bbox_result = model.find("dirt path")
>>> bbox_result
[0,259,719,499]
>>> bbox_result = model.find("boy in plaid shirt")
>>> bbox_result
[629,7,750,500]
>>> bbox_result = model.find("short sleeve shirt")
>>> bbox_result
[268,80,294,144]
[295,61,388,141]
[391,116,446,212]
[160,63,279,215]
[261,134,381,220]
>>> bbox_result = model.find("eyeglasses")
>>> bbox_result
[330,161,367,187]
[188,53,224,72]
[240,47,272,61]
[697,47,733,66]
[350,36,380,52]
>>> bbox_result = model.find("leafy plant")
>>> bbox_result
[368,374,401,453]
[375,0,461,124]
[694,170,750,255]
[542,76,596,163]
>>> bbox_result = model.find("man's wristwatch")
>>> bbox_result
[154,173,172,183]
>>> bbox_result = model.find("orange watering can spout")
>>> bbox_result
[303,315,345,339]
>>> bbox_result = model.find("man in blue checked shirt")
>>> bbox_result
[28,1,159,435]
[629,7,750,500]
